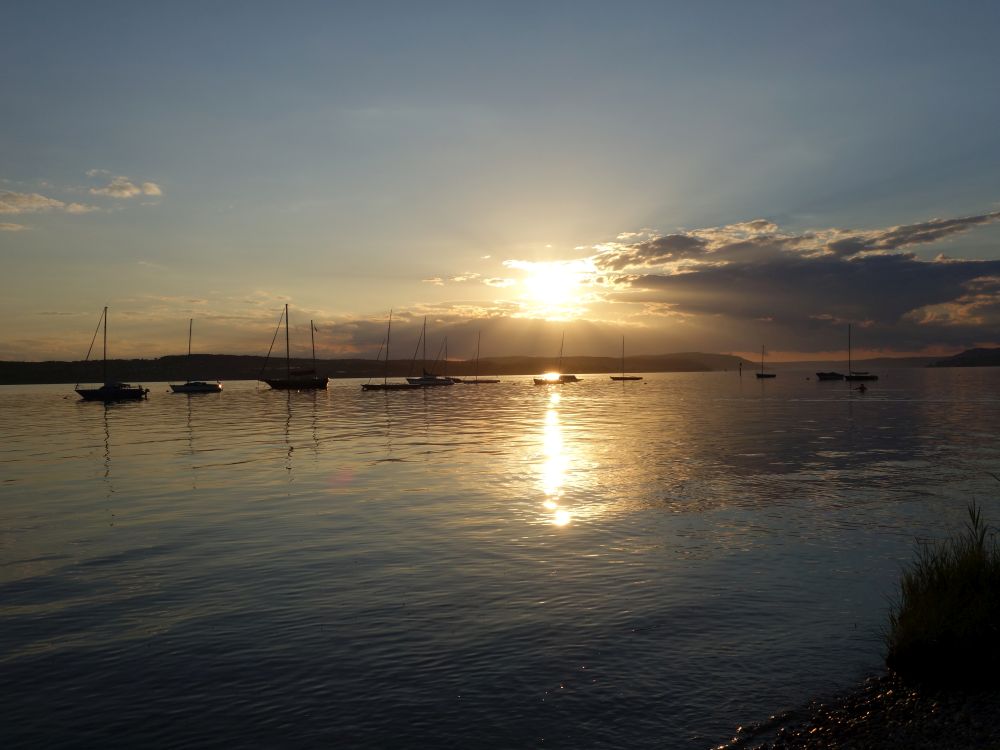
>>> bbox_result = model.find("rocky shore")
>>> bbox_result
[717,673,1000,749]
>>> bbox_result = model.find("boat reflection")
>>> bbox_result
[540,391,572,526]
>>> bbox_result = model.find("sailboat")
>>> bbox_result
[170,319,222,393]
[610,336,643,381]
[844,323,878,381]
[534,332,581,384]
[75,306,149,401]
[456,331,500,384]
[362,311,422,390]
[755,345,776,379]
[260,304,329,390]
[406,317,455,386]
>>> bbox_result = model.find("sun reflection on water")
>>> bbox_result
[541,391,571,526]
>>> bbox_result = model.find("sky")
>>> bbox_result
[3,0,1000,362]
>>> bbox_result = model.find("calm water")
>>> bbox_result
[2,369,999,748]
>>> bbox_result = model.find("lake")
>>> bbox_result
[2,369,998,748]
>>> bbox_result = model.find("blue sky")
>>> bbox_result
[3,1,1000,360]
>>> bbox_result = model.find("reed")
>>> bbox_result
[886,499,1000,684]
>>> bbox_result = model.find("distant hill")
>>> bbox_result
[929,348,1000,368]
[0,352,748,385]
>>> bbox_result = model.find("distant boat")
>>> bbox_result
[260,304,329,390]
[534,332,581,384]
[816,371,845,381]
[610,336,643,381]
[844,324,878,381]
[456,331,500,384]
[75,306,149,401]
[362,311,422,391]
[170,319,222,393]
[406,317,455,387]
[755,345,776,379]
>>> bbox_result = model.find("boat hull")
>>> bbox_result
[755,373,776,379]
[76,384,149,401]
[815,372,845,381]
[610,376,643,381]
[170,381,223,393]
[533,374,581,384]
[405,377,455,386]
[845,373,878,381]
[362,382,423,391]
[263,377,329,390]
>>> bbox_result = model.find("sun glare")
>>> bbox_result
[506,259,596,319]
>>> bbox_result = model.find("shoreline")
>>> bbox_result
[716,672,1000,749]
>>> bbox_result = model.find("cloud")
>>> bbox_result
[484,277,517,288]
[89,175,163,198]
[0,222,27,231]
[589,209,1000,352]
[0,190,97,215]
[422,277,445,285]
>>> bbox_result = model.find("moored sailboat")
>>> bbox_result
[610,335,643,381]
[456,331,500,384]
[362,311,422,391]
[755,345,776,379]
[260,304,329,390]
[534,332,580,384]
[170,319,222,393]
[75,306,149,401]
[406,318,455,387]
[844,324,878,381]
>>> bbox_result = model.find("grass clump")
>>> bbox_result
[887,501,1000,685]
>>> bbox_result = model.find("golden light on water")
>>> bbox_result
[540,390,571,526]
[540,371,563,382]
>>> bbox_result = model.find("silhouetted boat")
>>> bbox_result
[170,319,222,393]
[406,318,455,387]
[458,331,500,384]
[755,345,776,379]
[534,332,580,384]
[75,306,149,401]
[260,304,329,390]
[844,324,878,381]
[362,311,422,391]
[816,371,845,381]
[610,336,643,381]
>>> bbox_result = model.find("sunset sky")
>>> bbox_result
[3,1,1000,362]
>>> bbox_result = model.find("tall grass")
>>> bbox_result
[886,501,1000,684]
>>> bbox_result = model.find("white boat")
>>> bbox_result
[170,319,222,393]
[406,317,455,387]
[75,306,149,401]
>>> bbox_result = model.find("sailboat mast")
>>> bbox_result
[444,338,448,378]
[558,331,565,372]
[848,323,852,374]
[422,316,427,373]
[102,306,108,384]
[310,320,316,372]
[622,335,626,378]
[284,303,290,380]
[187,318,193,381]
[475,331,481,382]
[385,310,393,385]
[760,345,765,375]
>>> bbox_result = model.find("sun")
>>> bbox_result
[508,259,596,319]
[523,262,578,308]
